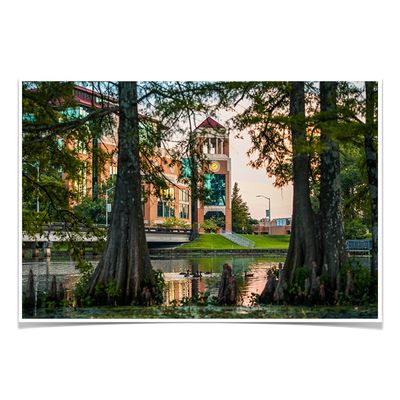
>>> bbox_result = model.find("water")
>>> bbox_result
[22,255,371,307]
[151,255,285,305]
[22,257,84,301]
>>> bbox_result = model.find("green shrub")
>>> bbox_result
[289,266,310,294]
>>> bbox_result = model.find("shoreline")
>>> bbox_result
[22,248,289,259]
[149,248,288,256]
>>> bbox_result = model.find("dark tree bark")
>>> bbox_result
[218,263,237,305]
[86,82,156,305]
[364,81,378,279]
[318,82,348,287]
[282,82,319,286]
[24,269,35,309]
[259,82,349,304]
[259,269,277,303]
[46,275,57,302]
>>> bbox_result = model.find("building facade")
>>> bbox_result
[64,86,232,230]
[253,218,292,235]
[194,117,232,231]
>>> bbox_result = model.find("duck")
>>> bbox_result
[204,270,213,275]
[193,271,203,278]
[183,270,191,277]
[244,271,254,278]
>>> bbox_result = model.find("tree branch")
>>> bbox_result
[22,106,120,147]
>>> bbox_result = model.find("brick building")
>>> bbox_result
[63,85,232,230]
[253,218,292,235]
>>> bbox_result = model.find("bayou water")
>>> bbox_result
[21,255,377,319]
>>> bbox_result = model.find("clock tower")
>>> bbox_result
[195,117,232,231]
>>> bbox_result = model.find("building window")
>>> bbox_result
[158,201,174,218]
[179,188,189,202]
[110,166,117,178]
[276,219,289,226]
[157,201,163,218]
[182,158,192,178]
[179,204,189,220]
[75,140,87,154]
[204,174,226,206]
[164,202,170,218]
[159,187,174,200]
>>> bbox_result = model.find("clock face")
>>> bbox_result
[210,162,219,171]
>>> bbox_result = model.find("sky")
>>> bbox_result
[229,128,293,221]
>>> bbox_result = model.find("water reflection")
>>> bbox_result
[150,256,283,305]
[22,256,371,307]
[22,257,88,301]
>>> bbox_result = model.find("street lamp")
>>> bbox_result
[106,186,115,228]
[256,195,271,235]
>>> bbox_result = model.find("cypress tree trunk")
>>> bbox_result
[260,82,319,304]
[284,82,319,287]
[364,81,378,279]
[259,82,351,303]
[86,82,156,305]
[318,81,348,288]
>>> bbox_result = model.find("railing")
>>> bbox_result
[219,229,255,248]
[42,223,192,234]
[144,226,192,234]
[346,240,372,252]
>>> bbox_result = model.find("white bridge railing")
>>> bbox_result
[219,229,255,248]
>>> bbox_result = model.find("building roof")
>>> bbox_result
[195,117,225,130]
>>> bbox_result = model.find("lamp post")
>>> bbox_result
[106,186,115,228]
[256,195,271,235]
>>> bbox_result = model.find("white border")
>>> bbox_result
[14,76,388,333]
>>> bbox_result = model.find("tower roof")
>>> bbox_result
[195,117,225,130]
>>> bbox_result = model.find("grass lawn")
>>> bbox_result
[179,233,290,250]
[179,233,244,249]
[241,234,290,249]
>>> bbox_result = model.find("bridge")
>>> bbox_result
[22,223,193,256]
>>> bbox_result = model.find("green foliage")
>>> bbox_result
[270,265,280,278]
[340,145,372,239]
[105,279,122,298]
[168,291,214,307]
[201,216,225,233]
[249,292,260,306]
[320,272,331,287]
[81,296,95,307]
[46,301,56,308]
[22,81,112,265]
[339,258,372,299]
[160,217,190,228]
[74,177,116,224]
[95,282,106,295]
[153,268,166,303]
[217,82,293,188]
[59,299,72,308]
[74,259,94,300]
[289,266,310,294]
